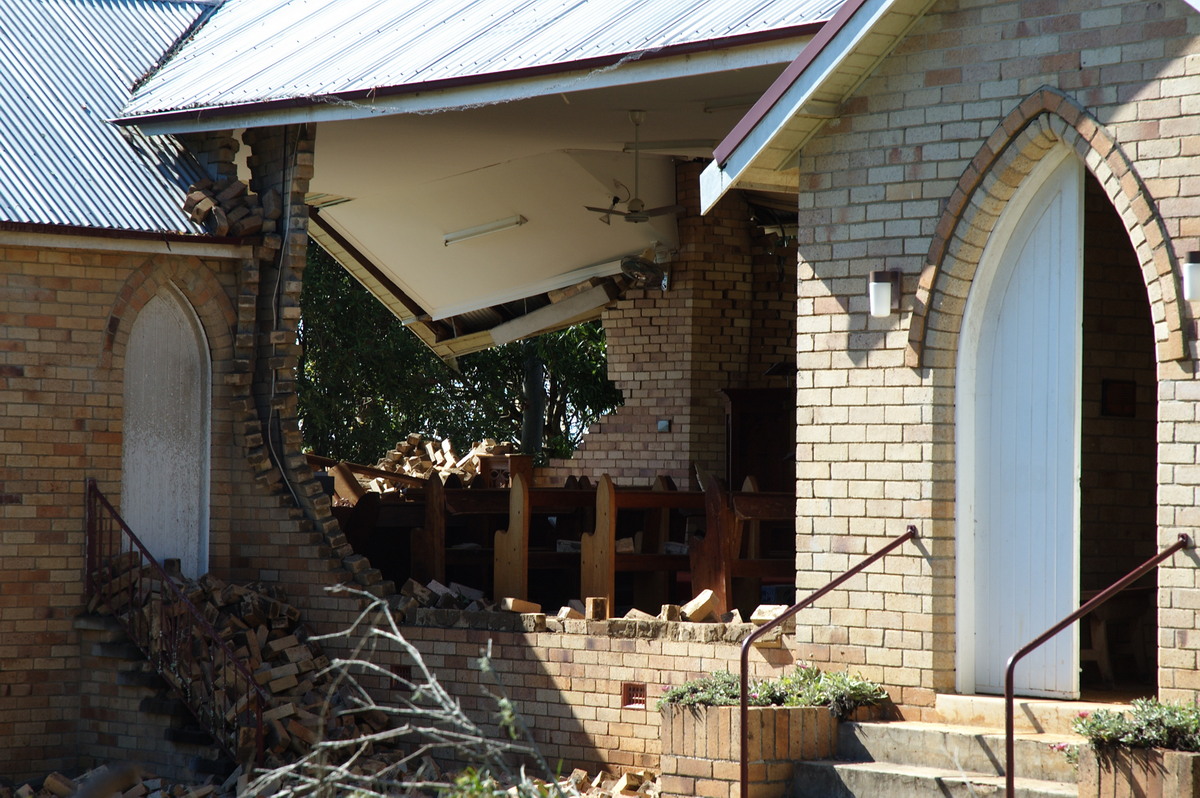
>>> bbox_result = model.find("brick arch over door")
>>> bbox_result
[102,257,237,371]
[905,87,1187,370]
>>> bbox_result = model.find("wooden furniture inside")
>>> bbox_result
[582,475,703,614]
[721,388,795,493]
[493,473,596,605]
[411,475,508,592]
[690,476,795,616]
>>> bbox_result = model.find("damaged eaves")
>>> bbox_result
[310,205,627,362]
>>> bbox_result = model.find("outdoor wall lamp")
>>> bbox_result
[1184,251,1200,301]
[869,269,902,317]
[443,214,527,246]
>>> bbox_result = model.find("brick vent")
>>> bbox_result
[621,682,647,709]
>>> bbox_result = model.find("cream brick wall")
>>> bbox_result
[386,619,805,778]
[788,0,1200,715]
[0,245,244,779]
[544,161,798,489]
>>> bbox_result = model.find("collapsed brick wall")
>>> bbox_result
[542,161,797,488]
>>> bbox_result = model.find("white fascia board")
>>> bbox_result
[426,257,624,321]
[700,0,897,214]
[129,38,812,136]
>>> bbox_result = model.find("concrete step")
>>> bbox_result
[837,720,1080,783]
[936,693,1134,735]
[792,760,1076,798]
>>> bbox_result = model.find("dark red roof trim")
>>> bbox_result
[116,23,827,127]
[713,0,870,167]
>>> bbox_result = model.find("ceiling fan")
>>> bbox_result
[586,110,683,224]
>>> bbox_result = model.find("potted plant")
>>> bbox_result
[1072,698,1200,797]
[657,666,888,798]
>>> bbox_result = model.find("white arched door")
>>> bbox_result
[957,151,1083,698]
[121,287,211,578]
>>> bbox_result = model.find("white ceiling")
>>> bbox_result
[303,51,806,325]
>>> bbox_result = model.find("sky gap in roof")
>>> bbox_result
[123,0,845,118]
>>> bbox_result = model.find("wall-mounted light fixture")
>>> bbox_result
[868,269,902,317]
[443,214,527,246]
[1183,251,1200,301]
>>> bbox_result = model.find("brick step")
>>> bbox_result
[140,695,189,717]
[935,693,1132,735]
[73,613,127,641]
[117,667,166,689]
[836,720,1080,784]
[792,760,1076,798]
[165,726,216,746]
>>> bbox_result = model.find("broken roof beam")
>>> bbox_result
[490,280,620,346]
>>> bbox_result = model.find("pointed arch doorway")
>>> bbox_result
[955,142,1160,698]
[121,286,211,578]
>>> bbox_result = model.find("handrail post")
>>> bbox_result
[739,524,918,798]
[1003,533,1190,798]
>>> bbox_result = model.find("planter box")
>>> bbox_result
[659,704,840,798]
[1078,746,1200,798]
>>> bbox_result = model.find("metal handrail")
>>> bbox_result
[84,478,268,765]
[1003,532,1191,798]
[739,524,919,798]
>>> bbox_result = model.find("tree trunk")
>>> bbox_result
[520,342,545,456]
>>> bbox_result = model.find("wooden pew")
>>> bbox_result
[410,476,509,587]
[493,473,596,601]
[582,475,703,613]
[690,475,794,615]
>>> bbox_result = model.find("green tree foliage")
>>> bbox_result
[297,242,623,464]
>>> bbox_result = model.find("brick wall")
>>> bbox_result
[544,161,797,489]
[0,242,243,780]
[786,0,1200,713]
[0,123,371,781]
[374,617,806,778]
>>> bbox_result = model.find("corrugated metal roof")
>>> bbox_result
[122,0,844,121]
[0,0,211,233]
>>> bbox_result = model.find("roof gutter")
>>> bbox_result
[0,221,253,258]
[115,23,826,131]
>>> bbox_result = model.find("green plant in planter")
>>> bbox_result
[1072,698,1200,752]
[657,664,888,720]
[782,668,889,719]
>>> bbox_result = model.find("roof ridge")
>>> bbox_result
[131,0,224,95]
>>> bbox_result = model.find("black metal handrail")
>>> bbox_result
[738,524,919,798]
[1002,532,1191,797]
[84,478,268,765]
